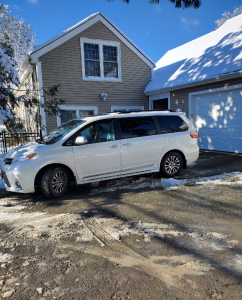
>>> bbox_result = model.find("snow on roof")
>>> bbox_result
[145,14,242,94]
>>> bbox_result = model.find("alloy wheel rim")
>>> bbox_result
[52,171,67,193]
[165,156,180,174]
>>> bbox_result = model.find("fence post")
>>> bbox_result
[3,131,7,153]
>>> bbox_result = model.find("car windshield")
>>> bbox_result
[38,120,85,145]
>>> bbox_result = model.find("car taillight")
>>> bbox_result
[190,133,199,138]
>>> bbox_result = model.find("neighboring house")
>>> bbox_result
[15,58,39,132]
[30,13,155,135]
[145,14,242,153]
[0,57,38,133]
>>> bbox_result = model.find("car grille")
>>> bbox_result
[2,171,11,187]
[3,158,14,165]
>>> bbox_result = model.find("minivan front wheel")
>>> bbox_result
[160,152,183,177]
[41,167,70,197]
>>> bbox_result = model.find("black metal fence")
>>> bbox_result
[0,131,41,154]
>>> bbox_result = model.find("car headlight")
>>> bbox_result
[12,153,36,166]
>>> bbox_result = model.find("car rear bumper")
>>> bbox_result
[186,145,199,166]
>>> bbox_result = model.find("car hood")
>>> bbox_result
[5,141,47,159]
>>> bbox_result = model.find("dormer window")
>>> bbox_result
[80,38,121,82]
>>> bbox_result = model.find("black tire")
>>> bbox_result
[41,167,70,198]
[160,152,183,178]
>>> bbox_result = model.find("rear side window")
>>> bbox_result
[156,116,188,133]
[119,117,156,139]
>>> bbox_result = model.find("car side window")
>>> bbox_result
[156,116,188,133]
[78,120,115,144]
[119,117,156,139]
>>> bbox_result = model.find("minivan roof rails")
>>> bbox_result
[117,109,176,114]
[103,109,180,115]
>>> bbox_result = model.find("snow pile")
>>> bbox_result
[90,172,242,194]
[160,178,186,190]
[145,14,242,93]
[0,252,13,263]
[0,200,93,242]
[197,172,242,185]
[226,255,242,273]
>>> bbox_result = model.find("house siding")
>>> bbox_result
[170,77,242,115]
[39,21,151,132]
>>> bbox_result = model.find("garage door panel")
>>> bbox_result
[194,88,242,153]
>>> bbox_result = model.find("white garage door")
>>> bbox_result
[194,88,242,153]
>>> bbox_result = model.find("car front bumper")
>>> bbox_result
[1,161,36,193]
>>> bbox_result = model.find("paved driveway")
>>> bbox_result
[0,151,242,299]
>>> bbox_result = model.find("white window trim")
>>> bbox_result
[111,106,144,112]
[57,105,98,127]
[149,92,170,110]
[36,61,47,136]
[80,37,122,82]
[188,84,242,124]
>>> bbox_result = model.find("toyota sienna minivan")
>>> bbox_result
[1,110,199,197]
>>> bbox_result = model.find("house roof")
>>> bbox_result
[31,13,155,68]
[145,14,242,94]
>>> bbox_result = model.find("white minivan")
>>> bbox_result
[1,111,199,197]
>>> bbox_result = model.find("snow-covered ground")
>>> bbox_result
[89,172,242,194]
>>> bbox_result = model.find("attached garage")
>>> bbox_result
[145,15,242,154]
[190,86,242,153]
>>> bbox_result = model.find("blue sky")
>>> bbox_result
[5,0,242,63]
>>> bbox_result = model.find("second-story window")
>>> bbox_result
[84,43,100,77]
[80,38,121,82]
[103,45,118,78]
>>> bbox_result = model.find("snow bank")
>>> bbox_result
[160,178,186,189]
[90,172,242,194]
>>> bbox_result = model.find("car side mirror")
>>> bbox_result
[75,136,88,145]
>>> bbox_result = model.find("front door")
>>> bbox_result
[72,119,121,182]
[153,98,168,110]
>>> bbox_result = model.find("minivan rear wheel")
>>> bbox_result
[41,167,70,198]
[160,152,183,177]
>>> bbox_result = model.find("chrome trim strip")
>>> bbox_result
[82,164,155,180]
[79,167,158,184]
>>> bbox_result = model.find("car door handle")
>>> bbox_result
[109,144,119,148]
[122,142,131,146]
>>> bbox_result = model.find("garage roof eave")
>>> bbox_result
[144,70,242,96]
